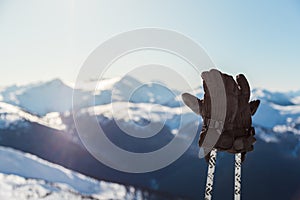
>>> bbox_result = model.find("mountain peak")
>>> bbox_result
[47,78,63,85]
[41,78,70,89]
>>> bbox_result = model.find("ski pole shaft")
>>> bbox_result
[234,153,242,200]
[205,148,217,200]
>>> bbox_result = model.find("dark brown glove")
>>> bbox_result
[182,69,260,162]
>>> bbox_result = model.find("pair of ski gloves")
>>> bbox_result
[182,69,260,162]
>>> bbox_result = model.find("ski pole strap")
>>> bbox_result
[234,153,242,200]
[205,148,217,200]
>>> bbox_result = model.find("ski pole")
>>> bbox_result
[204,148,217,200]
[234,153,242,200]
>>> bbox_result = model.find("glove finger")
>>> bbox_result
[222,73,239,96]
[236,74,250,101]
[201,69,227,121]
[221,73,239,123]
[249,100,260,116]
[181,93,202,115]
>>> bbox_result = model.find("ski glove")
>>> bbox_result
[182,69,260,162]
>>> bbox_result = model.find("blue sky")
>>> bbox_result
[0,0,299,91]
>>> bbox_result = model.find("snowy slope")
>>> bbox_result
[0,173,127,200]
[0,102,65,130]
[0,146,127,199]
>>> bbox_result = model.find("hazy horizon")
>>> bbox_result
[1,76,299,93]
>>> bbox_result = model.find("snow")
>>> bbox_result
[273,125,300,135]
[0,102,65,130]
[82,102,198,132]
[0,78,300,198]
[1,77,300,138]
[0,146,127,199]
[4,78,300,198]
[252,97,300,130]
[0,173,89,200]
[74,77,121,92]
[0,79,73,116]
[42,112,66,130]
[0,173,128,200]
[291,96,300,104]
[251,88,294,106]
[249,89,300,139]
[0,111,24,129]
[0,77,182,116]
[96,77,122,91]
[254,127,280,143]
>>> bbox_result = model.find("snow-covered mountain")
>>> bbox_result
[0,79,73,116]
[251,88,300,106]
[249,89,300,140]
[1,77,300,138]
[0,77,300,199]
[0,77,182,116]
[0,146,132,200]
